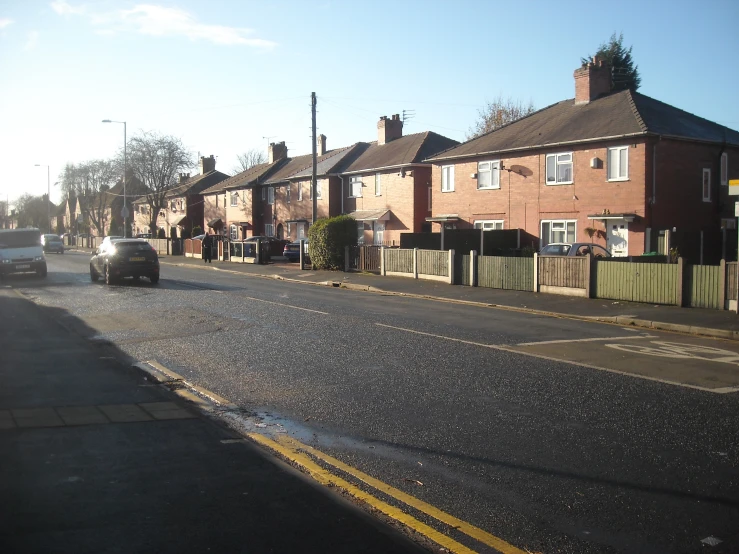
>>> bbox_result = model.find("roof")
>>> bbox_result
[201,161,283,194]
[428,89,739,162]
[346,209,390,222]
[339,132,460,173]
[166,170,230,198]
[264,145,361,184]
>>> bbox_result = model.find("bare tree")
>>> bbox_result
[232,148,266,174]
[125,131,193,235]
[14,193,49,229]
[467,95,535,140]
[59,160,118,236]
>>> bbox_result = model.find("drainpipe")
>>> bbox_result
[340,175,345,213]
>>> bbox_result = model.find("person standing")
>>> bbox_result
[202,232,213,263]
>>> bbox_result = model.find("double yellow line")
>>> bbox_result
[249,433,527,554]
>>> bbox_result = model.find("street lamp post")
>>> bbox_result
[102,119,127,237]
[34,164,50,233]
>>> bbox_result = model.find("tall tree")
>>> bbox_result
[14,193,49,229]
[125,131,193,236]
[467,95,535,140]
[59,159,118,236]
[232,148,267,174]
[582,32,641,92]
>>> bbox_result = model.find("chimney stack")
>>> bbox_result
[179,173,190,183]
[199,155,216,174]
[268,141,288,164]
[574,56,612,105]
[317,134,326,156]
[377,114,403,145]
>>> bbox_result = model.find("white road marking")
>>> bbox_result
[243,296,328,315]
[606,341,739,365]
[375,323,505,349]
[517,335,655,346]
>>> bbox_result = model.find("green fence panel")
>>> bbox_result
[477,256,534,291]
[418,250,448,277]
[687,265,721,309]
[593,261,679,305]
[727,262,737,302]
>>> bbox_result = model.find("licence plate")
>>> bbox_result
[16,264,30,269]
[129,257,145,262]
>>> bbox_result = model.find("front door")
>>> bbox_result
[607,219,629,257]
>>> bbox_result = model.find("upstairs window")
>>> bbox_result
[298,183,303,201]
[286,186,291,204]
[477,161,500,190]
[441,165,455,192]
[703,168,711,202]
[261,187,266,201]
[316,180,322,200]
[607,147,629,181]
[267,187,275,205]
[375,173,381,196]
[230,192,238,207]
[350,177,362,198]
[546,153,573,185]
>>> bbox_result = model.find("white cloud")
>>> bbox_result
[24,30,39,50]
[0,17,14,29]
[50,2,275,48]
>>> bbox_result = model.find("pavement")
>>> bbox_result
[0,287,429,554]
[143,250,739,341]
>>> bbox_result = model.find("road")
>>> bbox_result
[9,251,739,554]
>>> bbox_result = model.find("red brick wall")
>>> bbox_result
[272,178,337,241]
[431,140,648,254]
[203,193,227,233]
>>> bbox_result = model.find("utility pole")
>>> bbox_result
[311,92,317,225]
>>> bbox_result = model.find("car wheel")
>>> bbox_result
[90,264,99,282]
[60,249,64,254]
[150,274,159,284]
[37,266,47,278]
[104,264,115,285]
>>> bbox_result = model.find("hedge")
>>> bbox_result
[307,215,357,270]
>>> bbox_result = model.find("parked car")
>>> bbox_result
[245,235,289,256]
[90,238,160,285]
[135,233,152,239]
[283,239,310,263]
[41,234,64,254]
[539,242,611,257]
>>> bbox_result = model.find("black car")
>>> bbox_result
[90,239,160,285]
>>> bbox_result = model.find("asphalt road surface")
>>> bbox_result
[9,252,739,554]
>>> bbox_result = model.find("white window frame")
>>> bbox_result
[286,185,291,204]
[229,224,238,241]
[545,152,574,185]
[540,219,576,247]
[230,192,238,207]
[703,168,711,202]
[441,165,455,192]
[316,180,322,200]
[350,177,362,198]
[721,152,728,187]
[607,147,629,181]
[477,161,500,190]
[267,187,275,205]
[287,222,292,237]
[473,220,504,230]
[264,223,274,237]
[357,222,365,245]
[375,173,381,196]
[298,182,303,201]
[261,187,266,201]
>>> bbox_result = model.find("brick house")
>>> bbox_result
[426,58,739,259]
[200,152,285,240]
[162,155,229,237]
[338,115,459,245]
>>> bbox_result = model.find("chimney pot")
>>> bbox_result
[268,141,288,164]
[377,114,403,145]
[574,59,611,104]
[199,155,216,174]
[317,134,327,156]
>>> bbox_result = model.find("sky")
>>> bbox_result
[1,0,738,207]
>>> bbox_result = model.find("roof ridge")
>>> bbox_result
[625,89,648,133]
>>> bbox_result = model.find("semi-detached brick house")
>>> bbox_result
[426,58,739,259]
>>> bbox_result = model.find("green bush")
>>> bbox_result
[192,225,202,237]
[307,215,357,270]
[181,228,192,240]
[157,228,166,239]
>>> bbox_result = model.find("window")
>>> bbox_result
[261,187,266,201]
[607,147,629,181]
[265,223,274,237]
[286,186,291,204]
[267,187,275,205]
[428,186,432,211]
[477,161,500,190]
[375,173,381,196]
[170,200,176,211]
[441,165,455,192]
[298,183,303,201]
[287,222,292,237]
[350,177,362,198]
[357,222,364,245]
[230,192,238,207]
[546,153,573,184]
[316,180,322,200]
[703,168,711,202]
[229,224,238,240]
[540,220,576,247]
[721,153,728,187]
[474,220,504,230]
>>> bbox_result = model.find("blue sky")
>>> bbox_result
[1,0,738,206]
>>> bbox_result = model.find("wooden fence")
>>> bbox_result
[593,259,681,305]
[382,248,453,283]
[346,245,383,273]
[686,263,722,309]
[478,256,534,291]
[538,256,589,296]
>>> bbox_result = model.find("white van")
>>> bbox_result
[0,228,47,278]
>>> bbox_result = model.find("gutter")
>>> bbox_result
[338,163,430,176]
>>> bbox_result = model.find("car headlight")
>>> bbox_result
[34,255,45,261]
[108,247,117,257]
[1,259,9,264]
